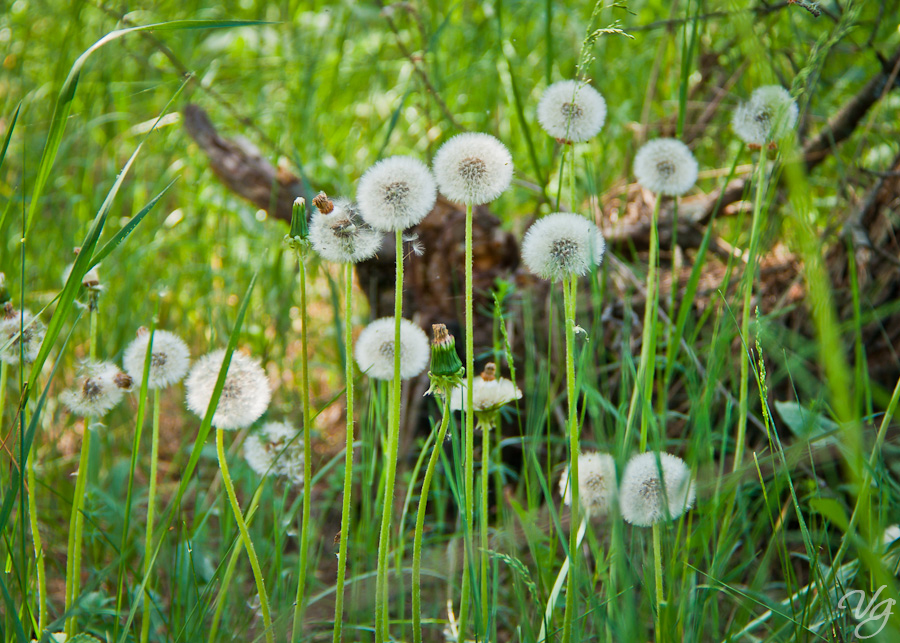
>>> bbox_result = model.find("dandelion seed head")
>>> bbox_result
[537,80,607,143]
[354,317,430,380]
[732,85,798,146]
[357,156,437,232]
[521,212,606,281]
[185,349,271,430]
[633,138,698,196]
[559,451,617,517]
[433,133,513,205]
[61,361,131,417]
[619,451,695,527]
[243,420,304,485]
[0,306,46,365]
[309,198,383,264]
[123,328,191,389]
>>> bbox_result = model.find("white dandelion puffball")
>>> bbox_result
[521,212,606,281]
[559,452,617,517]
[619,452,695,527]
[244,420,304,484]
[732,85,798,146]
[356,156,437,232]
[537,80,607,143]
[0,307,46,365]
[60,362,132,417]
[433,133,514,205]
[633,138,698,196]
[123,328,191,390]
[185,349,271,430]
[309,198,383,264]
[448,374,522,413]
[354,317,430,381]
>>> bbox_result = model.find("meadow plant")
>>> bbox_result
[0,304,46,365]
[537,80,607,144]
[732,85,799,147]
[558,451,617,518]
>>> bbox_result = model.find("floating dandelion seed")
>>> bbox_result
[619,451,695,527]
[433,133,514,205]
[521,212,606,281]
[0,304,46,365]
[537,80,607,143]
[559,452,617,517]
[123,327,191,389]
[243,420,305,484]
[633,138,698,196]
[309,197,383,264]
[357,156,437,232]
[61,361,133,417]
[732,85,798,146]
[354,317,429,381]
[185,349,271,430]
[448,363,522,415]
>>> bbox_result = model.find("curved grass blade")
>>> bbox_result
[0,102,20,173]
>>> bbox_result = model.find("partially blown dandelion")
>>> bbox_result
[537,80,607,143]
[185,349,271,430]
[521,212,606,281]
[732,85,798,146]
[559,452,617,517]
[448,363,522,417]
[633,138,698,196]
[433,133,513,205]
[123,328,190,389]
[0,304,46,365]
[243,420,305,484]
[619,452,695,527]
[309,197,383,264]
[354,317,430,381]
[357,156,437,232]
[60,362,132,417]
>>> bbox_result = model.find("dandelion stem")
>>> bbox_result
[412,393,453,643]
[561,274,580,643]
[734,154,767,472]
[333,261,355,643]
[459,202,476,639]
[652,522,664,639]
[292,246,314,642]
[139,388,161,643]
[480,416,491,633]
[375,229,405,643]
[216,427,274,643]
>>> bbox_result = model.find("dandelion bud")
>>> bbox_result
[60,361,131,417]
[185,349,271,430]
[537,80,607,143]
[732,85,798,147]
[433,133,513,205]
[123,328,191,389]
[559,452,617,517]
[0,304,46,365]
[313,191,334,214]
[633,138,698,196]
[521,212,606,281]
[619,451,695,527]
[288,196,309,240]
[427,323,464,395]
[357,156,437,232]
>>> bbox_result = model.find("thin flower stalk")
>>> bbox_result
[139,388,161,643]
[459,202,476,638]
[560,274,580,643]
[27,434,46,634]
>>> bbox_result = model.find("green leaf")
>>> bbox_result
[0,102,20,173]
[775,400,839,444]
[809,498,851,532]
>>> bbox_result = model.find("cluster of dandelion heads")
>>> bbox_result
[732,85,799,146]
[354,317,430,380]
[123,328,191,390]
[633,138,698,196]
[61,362,133,417]
[185,349,271,430]
[559,452,617,517]
[309,198,383,264]
[448,363,522,414]
[619,452,695,527]
[433,133,514,205]
[0,304,46,365]
[357,156,437,232]
[243,420,305,485]
[521,212,606,281]
[537,80,607,143]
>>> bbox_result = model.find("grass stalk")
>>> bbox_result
[480,417,491,633]
[652,522,664,640]
[459,202,476,639]
[26,443,46,635]
[215,426,274,643]
[139,388,162,643]
[561,274,580,643]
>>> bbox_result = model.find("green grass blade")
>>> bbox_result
[0,102,21,172]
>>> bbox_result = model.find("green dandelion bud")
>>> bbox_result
[427,323,464,394]
[284,197,309,250]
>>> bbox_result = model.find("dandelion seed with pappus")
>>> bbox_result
[60,362,133,417]
[537,80,607,143]
[185,349,271,430]
[357,156,437,232]
[354,317,429,381]
[633,138,698,196]
[559,452,617,517]
[433,133,514,205]
[619,452,695,527]
[521,212,606,281]
[732,85,798,146]
[123,327,190,389]
[0,303,46,365]
[309,197,382,264]
[244,420,305,485]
